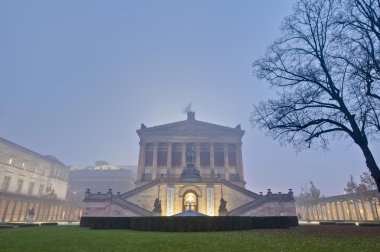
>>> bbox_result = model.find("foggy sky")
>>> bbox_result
[1,0,379,196]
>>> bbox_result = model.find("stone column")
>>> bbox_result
[354,201,361,220]
[196,143,200,168]
[224,144,229,180]
[181,143,186,167]
[167,142,172,175]
[57,206,63,221]
[136,142,146,182]
[315,204,320,220]
[23,202,30,222]
[346,201,353,220]
[35,203,42,222]
[152,143,158,180]
[360,200,368,221]
[307,206,312,220]
[321,204,326,220]
[236,143,244,181]
[40,204,46,221]
[340,202,348,220]
[17,202,24,222]
[9,201,17,222]
[46,205,52,221]
[327,203,334,220]
[369,200,378,220]
[1,200,10,222]
[210,143,215,171]
[334,202,341,220]
[309,205,314,220]
[315,205,320,220]
[322,204,328,220]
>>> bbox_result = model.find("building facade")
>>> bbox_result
[0,137,79,223]
[296,191,380,222]
[83,112,296,217]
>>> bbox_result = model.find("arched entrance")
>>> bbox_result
[183,190,198,212]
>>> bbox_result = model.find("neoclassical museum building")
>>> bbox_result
[0,137,80,223]
[83,112,296,217]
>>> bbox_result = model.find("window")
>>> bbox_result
[2,176,11,191]
[16,179,24,193]
[22,160,28,170]
[28,182,35,195]
[8,157,15,166]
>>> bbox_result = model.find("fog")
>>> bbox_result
[1,0,379,196]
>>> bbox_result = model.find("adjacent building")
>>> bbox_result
[68,161,136,203]
[0,137,78,223]
[83,112,297,217]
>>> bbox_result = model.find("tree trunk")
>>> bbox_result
[359,143,380,193]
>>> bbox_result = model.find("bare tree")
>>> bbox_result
[252,0,380,191]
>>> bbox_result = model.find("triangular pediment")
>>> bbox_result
[138,119,244,135]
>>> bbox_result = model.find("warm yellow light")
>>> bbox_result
[8,158,13,165]
[187,195,195,203]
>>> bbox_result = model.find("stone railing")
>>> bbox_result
[83,188,152,216]
[229,189,295,216]
[83,189,113,201]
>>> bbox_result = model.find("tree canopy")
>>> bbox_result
[345,171,377,193]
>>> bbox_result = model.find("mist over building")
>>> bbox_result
[68,161,136,203]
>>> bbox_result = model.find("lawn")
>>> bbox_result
[0,225,380,252]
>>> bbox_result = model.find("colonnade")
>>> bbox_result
[136,142,244,182]
[0,198,81,223]
[297,198,380,221]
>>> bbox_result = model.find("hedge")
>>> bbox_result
[40,223,58,226]
[80,216,299,231]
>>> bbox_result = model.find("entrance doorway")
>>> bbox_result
[183,191,198,212]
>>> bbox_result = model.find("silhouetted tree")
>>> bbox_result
[299,181,321,199]
[252,0,380,192]
[345,172,379,218]
[352,171,377,192]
